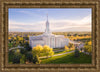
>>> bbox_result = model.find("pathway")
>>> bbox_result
[9,46,24,51]
[39,51,74,59]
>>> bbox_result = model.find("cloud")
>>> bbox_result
[49,14,91,32]
[9,14,91,32]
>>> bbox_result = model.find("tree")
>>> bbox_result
[43,45,54,58]
[33,55,40,64]
[74,48,80,57]
[65,45,69,52]
[25,52,33,62]
[32,45,43,57]
[84,41,92,54]
[68,43,75,50]
[12,54,21,64]
[20,48,27,54]
[32,45,54,58]
[68,43,74,49]
[8,50,15,62]
[20,55,25,64]
[88,41,92,45]
[24,42,31,51]
[49,48,54,57]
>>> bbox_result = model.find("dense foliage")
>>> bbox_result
[32,45,54,58]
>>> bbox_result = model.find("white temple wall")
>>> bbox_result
[50,37,55,48]
[31,40,44,48]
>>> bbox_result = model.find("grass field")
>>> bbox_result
[41,52,92,64]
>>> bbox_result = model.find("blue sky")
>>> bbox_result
[9,8,91,32]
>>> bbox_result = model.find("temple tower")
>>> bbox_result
[45,14,50,33]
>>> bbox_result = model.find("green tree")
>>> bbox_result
[74,48,80,57]
[12,54,21,64]
[25,52,33,62]
[8,50,15,62]
[20,48,27,54]
[20,55,25,64]
[33,55,40,64]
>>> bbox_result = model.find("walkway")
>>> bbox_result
[39,51,74,59]
[9,46,24,51]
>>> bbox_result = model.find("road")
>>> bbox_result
[39,51,75,59]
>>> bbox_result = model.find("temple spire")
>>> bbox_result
[45,14,50,33]
[47,13,48,21]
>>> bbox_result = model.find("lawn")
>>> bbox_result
[53,48,64,51]
[41,52,92,64]
[54,50,66,54]
[54,50,73,55]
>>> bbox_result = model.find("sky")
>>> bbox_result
[9,8,92,32]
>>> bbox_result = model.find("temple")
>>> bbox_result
[29,15,69,48]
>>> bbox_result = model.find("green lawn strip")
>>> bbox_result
[54,50,66,54]
[53,48,64,51]
[40,52,92,64]
[54,50,73,55]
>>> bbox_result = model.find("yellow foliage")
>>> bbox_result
[88,41,92,45]
[67,35,91,40]
[65,45,69,51]
[43,45,50,52]
[33,45,43,52]
[19,37,23,41]
[8,37,11,39]
[14,37,16,40]
[32,45,43,56]
[32,45,54,57]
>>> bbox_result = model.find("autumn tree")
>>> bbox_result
[68,43,75,50]
[32,45,54,58]
[32,45,43,57]
[84,41,92,55]
[43,45,54,58]
[65,45,69,52]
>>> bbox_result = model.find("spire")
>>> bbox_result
[47,13,48,21]
[45,14,50,33]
